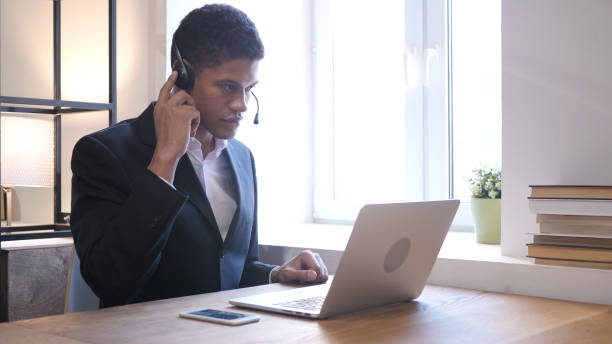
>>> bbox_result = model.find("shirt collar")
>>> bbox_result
[187,136,228,163]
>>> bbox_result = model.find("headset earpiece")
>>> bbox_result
[172,45,194,91]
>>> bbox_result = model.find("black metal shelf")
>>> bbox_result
[1,223,71,241]
[0,0,117,244]
[1,230,72,241]
[0,96,112,115]
[1,224,70,232]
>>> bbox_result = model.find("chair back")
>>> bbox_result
[65,246,100,313]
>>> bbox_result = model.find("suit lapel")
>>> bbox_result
[174,152,221,236]
[222,144,246,246]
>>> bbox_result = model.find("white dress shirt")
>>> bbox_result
[156,137,274,281]
[186,137,237,241]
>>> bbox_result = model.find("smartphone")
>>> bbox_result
[179,308,260,326]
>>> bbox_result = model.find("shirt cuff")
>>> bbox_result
[156,174,176,190]
[268,267,278,284]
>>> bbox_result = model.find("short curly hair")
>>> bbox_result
[171,4,264,73]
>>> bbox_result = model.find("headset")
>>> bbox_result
[172,44,260,125]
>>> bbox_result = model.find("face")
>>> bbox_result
[190,58,259,140]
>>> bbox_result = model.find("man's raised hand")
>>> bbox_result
[147,71,200,183]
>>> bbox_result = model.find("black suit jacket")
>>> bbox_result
[70,102,275,308]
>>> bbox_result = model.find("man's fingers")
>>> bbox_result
[313,253,329,281]
[281,268,317,283]
[158,71,178,103]
[299,251,325,278]
[272,250,329,284]
[168,89,195,107]
[298,250,317,269]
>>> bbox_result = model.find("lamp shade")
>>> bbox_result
[1,113,55,187]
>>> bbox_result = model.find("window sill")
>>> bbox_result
[260,223,526,264]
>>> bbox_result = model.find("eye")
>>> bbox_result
[221,84,236,93]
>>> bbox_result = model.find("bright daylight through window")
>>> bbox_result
[449,0,501,202]
[314,0,501,228]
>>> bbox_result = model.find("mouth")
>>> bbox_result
[220,115,242,126]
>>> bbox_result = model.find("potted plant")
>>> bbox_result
[468,167,501,244]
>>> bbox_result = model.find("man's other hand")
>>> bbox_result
[270,250,329,284]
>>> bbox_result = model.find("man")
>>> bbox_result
[71,4,327,308]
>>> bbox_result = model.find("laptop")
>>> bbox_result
[229,199,459,319]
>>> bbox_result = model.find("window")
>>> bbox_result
[449,0,502,227]
[313,0,450,223]
[312,0,412,222]
[314,0,501,228]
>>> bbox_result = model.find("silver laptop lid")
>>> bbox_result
[318,200,459,318]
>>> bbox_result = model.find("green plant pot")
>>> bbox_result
[470,197,501,244]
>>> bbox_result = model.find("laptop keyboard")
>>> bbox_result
[274,295,325,311]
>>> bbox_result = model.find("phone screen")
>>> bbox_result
[187,309,249,320]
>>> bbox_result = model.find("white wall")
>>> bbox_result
[117,0,167,121]
[502,0,612,257]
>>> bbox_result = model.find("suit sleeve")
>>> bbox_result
[70,135,188,305]
[239,150,277,287]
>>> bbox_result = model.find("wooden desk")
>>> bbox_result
[3,283,612,343]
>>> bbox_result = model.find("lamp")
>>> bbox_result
[1,114,55,227]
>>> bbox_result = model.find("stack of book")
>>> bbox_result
[527,185,612,270]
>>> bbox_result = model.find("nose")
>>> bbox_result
[229,90,248,113]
